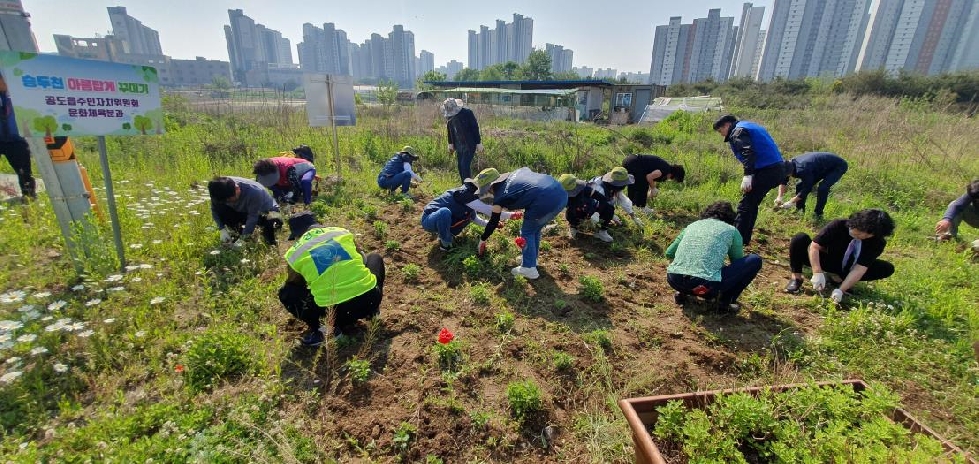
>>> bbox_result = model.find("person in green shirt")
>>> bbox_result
[279,212,385,346]
[666,201,762,313]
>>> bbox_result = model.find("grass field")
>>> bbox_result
[0,92,976,462]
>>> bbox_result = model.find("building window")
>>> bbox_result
[614,92,633,107]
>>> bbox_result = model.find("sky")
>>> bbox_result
[22,0,772,73]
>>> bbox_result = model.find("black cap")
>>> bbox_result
[287,212,319,240]
[713,114,738,130]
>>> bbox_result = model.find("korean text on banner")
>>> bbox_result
[0,51,163,137]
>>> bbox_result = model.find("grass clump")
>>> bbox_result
[506,379,544,424]
[578,275,604,302]
[184,328,254,392]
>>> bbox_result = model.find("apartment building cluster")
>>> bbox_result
[651,0,979,85]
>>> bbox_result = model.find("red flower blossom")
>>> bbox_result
[438,328,454,344]
[174,364,184,373]
[514,237,527,249]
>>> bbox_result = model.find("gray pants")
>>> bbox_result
[949,202,979,236]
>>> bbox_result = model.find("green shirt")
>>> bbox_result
[665,219,744,281]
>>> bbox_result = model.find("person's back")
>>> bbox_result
[667,218,741,281]
[286,227,376,307]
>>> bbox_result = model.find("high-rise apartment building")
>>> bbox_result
[860,0,974,75]
[417,50,435,77]
[949,1,979,71]
[730,3,765,78]
[467,13,533,69]
[225,9,291,85]
[757,0,871,81]
[572,66,594,78]
[545,43,573,73]
[107,6,162,55]
[388,25,415,87]
[649,9,733,85]
[649,17,691,85]
[0,0,36,52]
[298,22,350,75]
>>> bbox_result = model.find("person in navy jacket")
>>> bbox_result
[713,114,786,245]
[377,146,423,198]
[776,152,849,219]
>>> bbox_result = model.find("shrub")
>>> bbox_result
[552,351,575,372]
[373,220,388,239]
[470,282,491,304]
[345,358,371,383]
[578,275,605,302]
[585,329,613,351]
[495,310,515,333]
[462,256,481,277]
[184,329,254,391]
[402,263,421,282]
[506,379,544,424]
[385,240,401,251]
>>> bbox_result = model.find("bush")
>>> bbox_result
[578,275,605,302]
[495,310,515,333]
[470,282,491,304]
[185,329,254,391]
[345,358,371,383]
[506,379,544,424]
[552,351,575,372]
[402,263,421,282]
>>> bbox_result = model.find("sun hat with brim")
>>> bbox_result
[256,170,280,188]
[601,166,635,187]
[287,212,321,240]
[400,145,419,160]
[470,167,509,197]
[441,98,462,118]
[557,173,587,196]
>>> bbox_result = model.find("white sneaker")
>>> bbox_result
[641,206,654,215]
[595,229,614,243]
[568,227,577,239]
[511,266,540,279]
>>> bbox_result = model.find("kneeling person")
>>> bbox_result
[785,208,895,304]
[377,146,422,198]
[279,213,386,346]
[421,181,521,251]
[208,176,281,246]
[666,201,762,313]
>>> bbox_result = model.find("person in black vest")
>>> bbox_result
[621,154,685,214]
[775,152,849,219]
[784,209,895,304]
[441,98,483,182]
[0,74,35,200]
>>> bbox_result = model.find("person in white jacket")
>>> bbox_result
[584,167,644,243]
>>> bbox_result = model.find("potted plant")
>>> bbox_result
[618,379,975,464]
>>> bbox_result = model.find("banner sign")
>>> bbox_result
[0,51,164,137]
[304,73,356,127]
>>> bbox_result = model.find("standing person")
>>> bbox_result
[472,167,568,279]
[253,156,316,207]
[442,98,483,182]
[208,176,282,246]
[775,152,849,219]
[666,201,762,313]
[713,114,786,245]
[935,180,979,241]
[421,181,522,251]
[621,154,685,214]
[0,73,35,200]
[279,212,385,346]
[784,209,896,304]
[377,146,422,199]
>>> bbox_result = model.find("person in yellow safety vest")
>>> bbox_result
[279,212,385,346]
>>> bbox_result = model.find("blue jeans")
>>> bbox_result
[456,148,475,182]
[667,254,762,304]
[519,188,568,268]
[378,171,412,193]
[421,207,454,246]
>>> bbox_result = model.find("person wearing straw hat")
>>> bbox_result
[558,173,614,243]
[279,212,386,347]
[587,167,644,230]
[377,146,423,199]
[421,181,523,251]
[470,167,567,279]
[441,98,483,182]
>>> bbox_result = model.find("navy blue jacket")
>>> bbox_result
[378,153,414,180]
[446,108,481,154]
[727,121,783,175]
[423,184,480,234]
[0,92,24,142]
[785,152,848,198]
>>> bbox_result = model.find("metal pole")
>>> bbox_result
[325,75,341,178]
[27,138,84,274]
[97,136,126,272]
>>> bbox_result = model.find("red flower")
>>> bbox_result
[438,328,454,344]
[514,237,527,249]
[174,364,184,373]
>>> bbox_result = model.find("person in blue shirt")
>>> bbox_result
[377,146,422,198]
[471,167,568,280]
[935,179,979,242]
[776,152,849,219]
[421,182,522,251]
[0,74,35,200]
[713,114,786,245]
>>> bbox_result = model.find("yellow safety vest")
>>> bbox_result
[284,227,376,306]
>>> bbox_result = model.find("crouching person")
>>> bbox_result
[208,176,282,246]
[279,212,385,346]
[666,201,762,313]
[784,208,895,304]
[422,181,522,251]
[559,173,615,243]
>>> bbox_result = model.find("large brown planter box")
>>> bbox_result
[618,379,976,464]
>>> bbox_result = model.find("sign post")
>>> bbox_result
[303,73,356,178]
[0,52,164,273]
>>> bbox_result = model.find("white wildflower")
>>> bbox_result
[108,286,125,292]
[152,240,163,244]
[150,297,166,305]
[6,356,21,364]
[17,304,35,312]
[30,346,48,356]
[103,318,115,324]
[125,265,140,272]
[53,363,69,373]
[85,299,102,307]
[77,330,94,338]
[240,258,251,264]
[139,264,152,269]
[135,330,146,338]
[0,320,23,332]
[131,277,143,283]
[16,334,36,343]
[33,291,52,299]
[209,250,220,255]
[0,290,27,304]
[105,274,124,282]
[21,310,40,321]
[47,300,68,311]
[0,371,22,383]
[71,284,85,291]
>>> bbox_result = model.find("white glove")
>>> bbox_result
[830,288,844,304]
[412,174,423,183]
[232,238,246,248]
[773,196,783,207]
[740,175,753,193]
[648,188,660,198]
[811,272,827,291]
[219,227,234,243]
[972,239,979,252]
[611,215,622,226]
[476,143,484,153]
[779,201,795,210]
[448,144,454,153]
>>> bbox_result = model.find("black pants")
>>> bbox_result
[623,156,650,208]
[797,163,848,216]
[212,204,279,244]
[0,139,35,197]
[278,253,386,331]
[566,196,612,229]
[788,233,894,281]
[736,163,785,245]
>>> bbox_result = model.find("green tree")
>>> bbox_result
[32,116,58,138]
[480,66,503,81]
[133,115,153,135]
[416,70,446,90]
[501,61,522,80]
[522,49,553,81]
[553,70,582,81]
[376,79,398,107]
[454,68,481,82]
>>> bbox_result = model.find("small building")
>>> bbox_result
[424,80,665,124]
